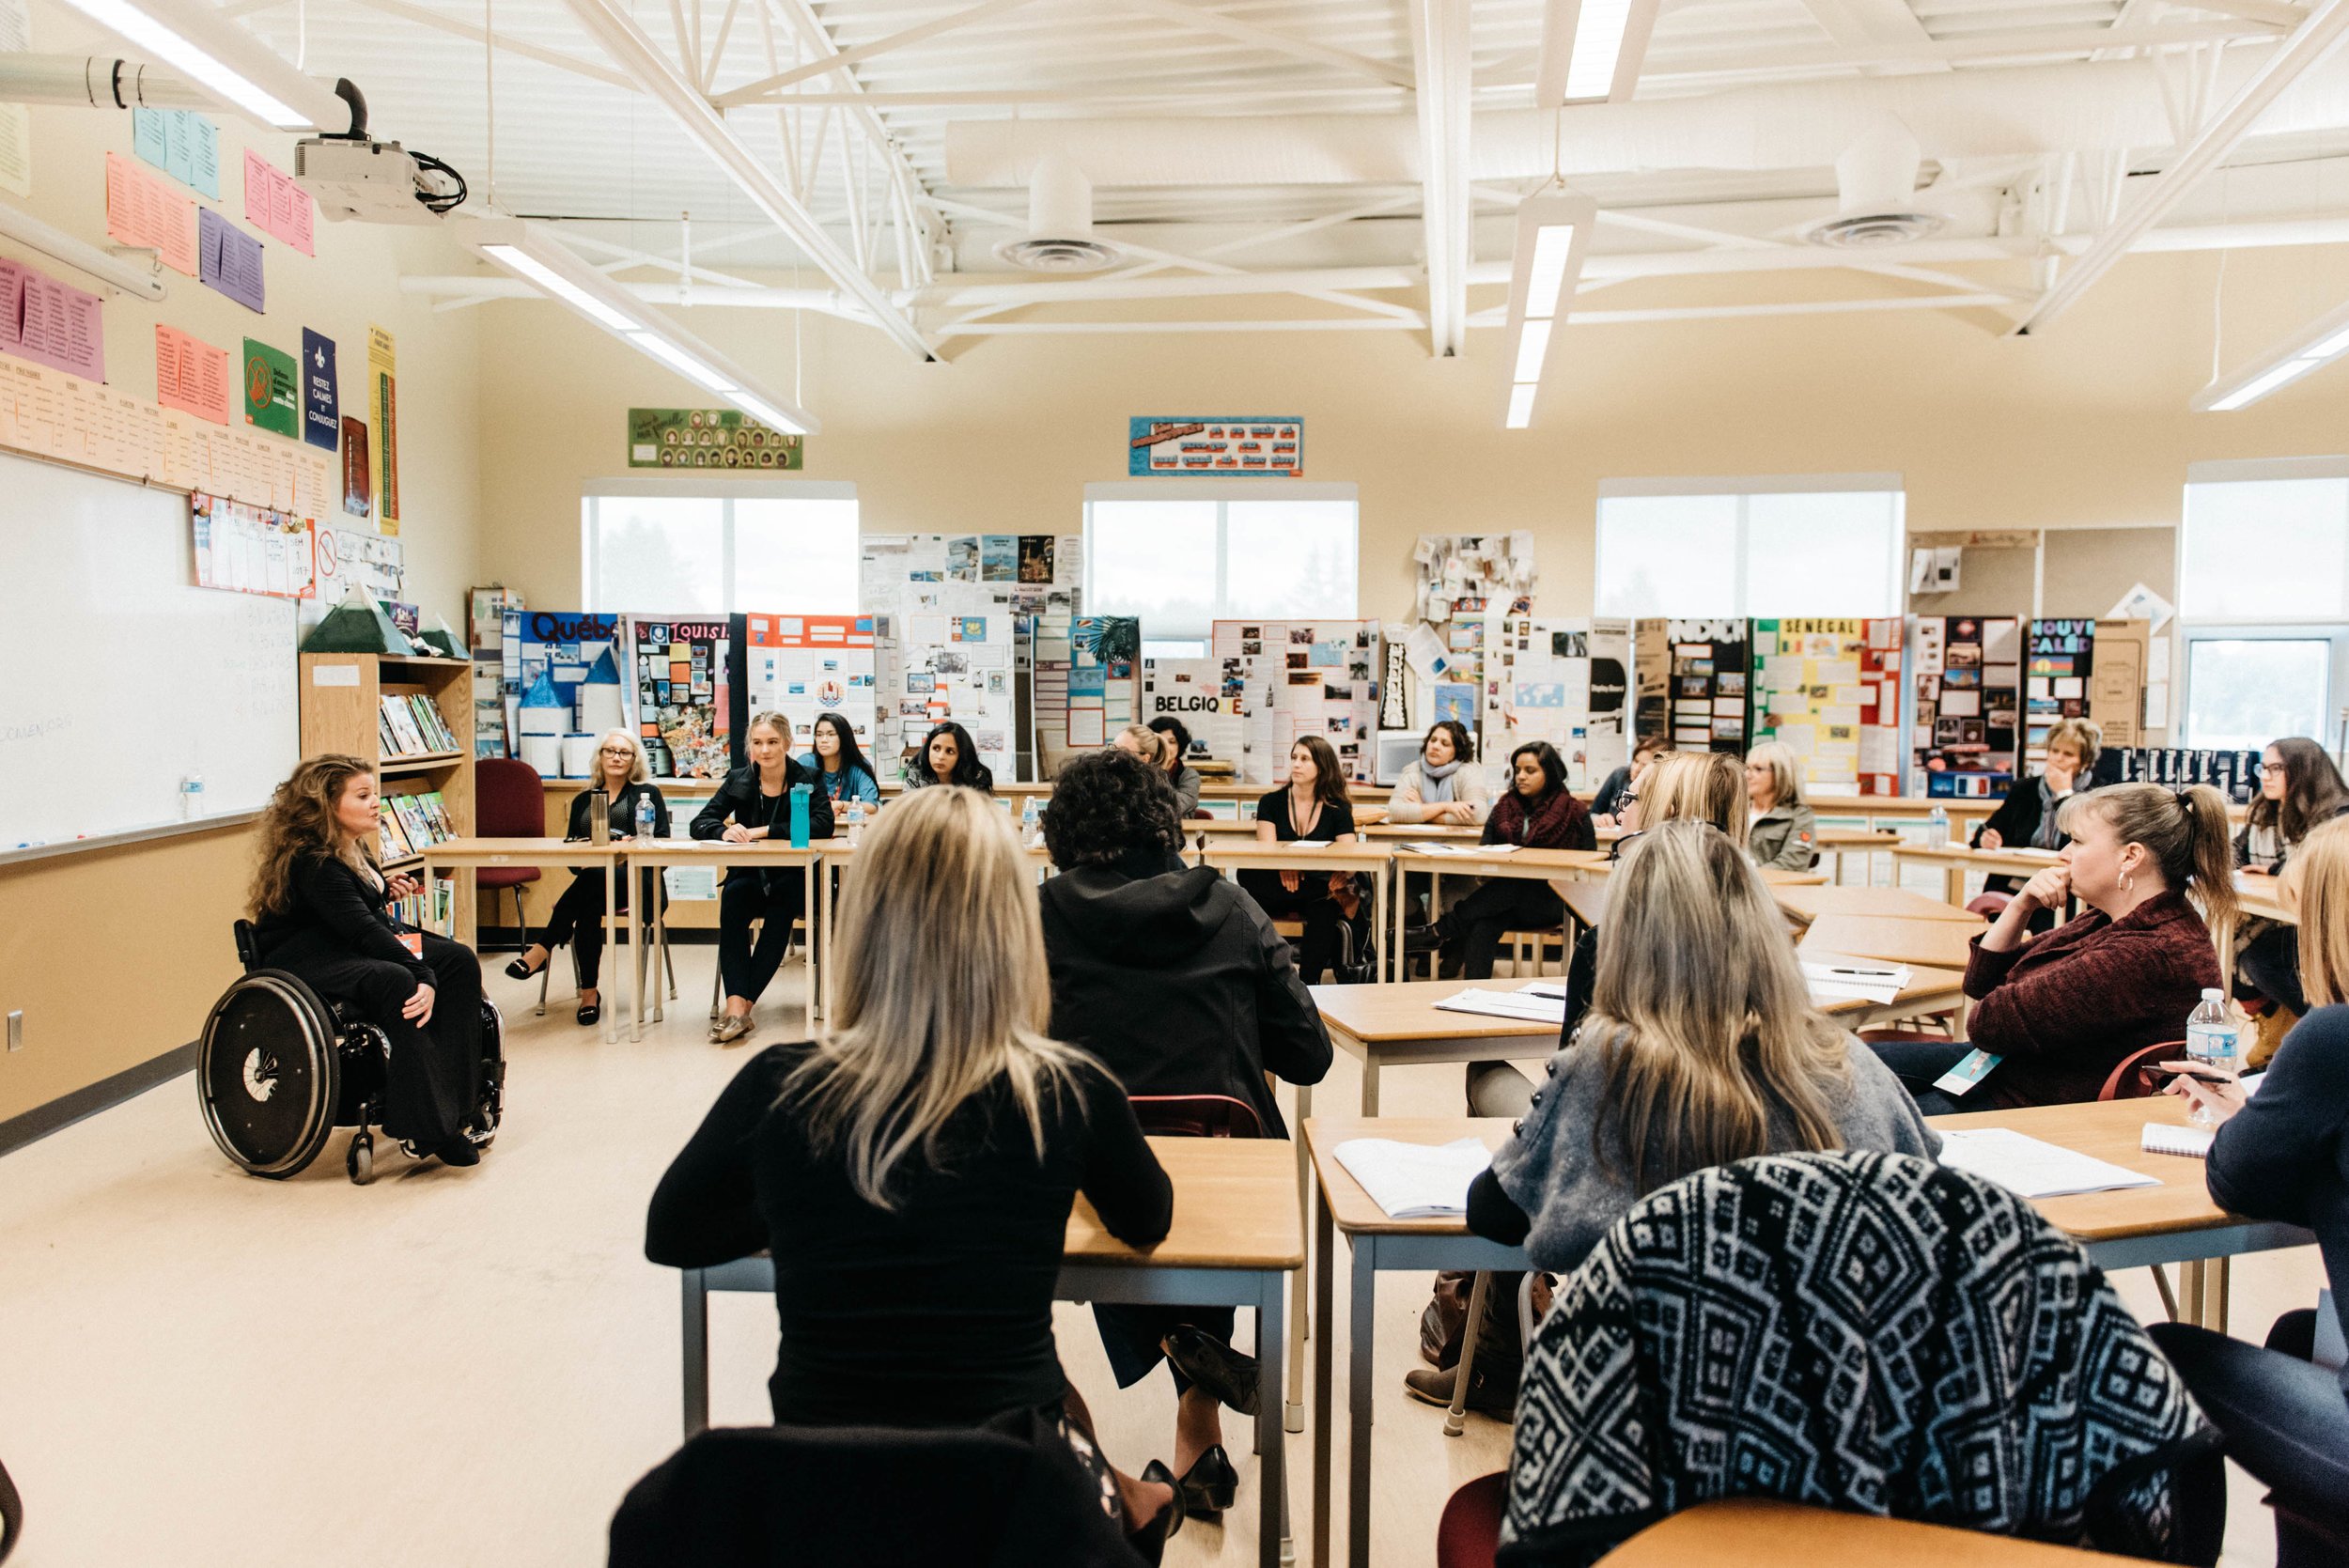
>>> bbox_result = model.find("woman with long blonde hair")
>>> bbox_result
[2151,815,2349,1567]
[506,727,668,1026]
[646,787,1188,1552]
[247,753,489,1168]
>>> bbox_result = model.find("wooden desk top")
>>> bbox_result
[1558,880,1609,931]
[1778,885,1983,924]
[1307,1116,1512,1235]
[1312,981,1563,1047]
[1361,822,1482,841]
[1800,916,1980,970]
[1389,846,1612,876]
[1200,841,1395,871]
[2235,873,2297,925]
[1812,828,1904,849]
[1066,1136,1304,1270]
[824,837,1054,866]
[1599,1498,2136,1565]
[1891,843,2066,877]
[422,836,625,864]
[1580,855,1825,888]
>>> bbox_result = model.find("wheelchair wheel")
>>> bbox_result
[197,970,341,1179]
[346,1130,374,1186]
[464,1000,506,1150]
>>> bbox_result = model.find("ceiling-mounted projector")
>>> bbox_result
[295,79,467,225]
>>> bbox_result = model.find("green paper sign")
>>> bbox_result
[241,337,299,438]
[629,407,803,470]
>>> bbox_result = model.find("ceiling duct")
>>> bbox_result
[993,155,1120,272]
[1803,123,1946,248]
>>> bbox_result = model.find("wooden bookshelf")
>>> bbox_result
[300,651,474,939]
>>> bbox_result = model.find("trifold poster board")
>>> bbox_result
[1750,618,1904,796]
[1482,614,1631,791]
[2089,618,2149,749]
[743,614,878,756]
[2025,619,2095,767]
[1210,619,1382,784]
[1034,614,1140,776]
[1634,619,1750,756]
[501,609,623,751]
[1142,658,1242,767]
[1909,614,2023,798]
[623,615,732,779]
[894,613,1016,783]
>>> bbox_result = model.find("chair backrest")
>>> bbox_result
[1128,1094,1264,1140]
[608,1422,1141,1568]
[2099,1039,2189,1101]
[231,919,260,974]
[474,757,545,839]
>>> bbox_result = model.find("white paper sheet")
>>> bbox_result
[1936,1127,2160,1198]
[1331,1138,1495,1219]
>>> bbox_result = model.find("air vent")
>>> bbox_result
[1802,122,1945,250]
[1804,210,1947,249]
[993,154,1121,272]
[994,235,1121,272]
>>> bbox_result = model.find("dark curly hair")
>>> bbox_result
[1041,748,1184,869]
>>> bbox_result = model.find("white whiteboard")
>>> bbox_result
[0,450,298,851]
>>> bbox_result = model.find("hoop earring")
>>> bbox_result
[2122,871,2135,892]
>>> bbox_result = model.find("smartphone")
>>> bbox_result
[2136,1062,2234,1092]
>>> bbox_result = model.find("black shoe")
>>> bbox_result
[1175,1445,1237,1517]
[504,954,545,981]
[435,1137,482,1168]
[576,998,601,1026]
[1127,1460,1186,1565]
[1402,1359,1517,1417]
[1162,1326,1261,1417]
[1405,923,1443,953]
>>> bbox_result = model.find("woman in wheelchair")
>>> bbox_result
[248,753,490,1168]
[506,728,669,1026]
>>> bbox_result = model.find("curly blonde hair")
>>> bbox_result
[249,753,380,918]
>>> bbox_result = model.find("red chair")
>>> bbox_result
[474,758,546,953]
[2098,1039,2190,1102]
[1437,1471,1505,1568]
[1128,1094,1264,1140]
[1968,892,2015,921]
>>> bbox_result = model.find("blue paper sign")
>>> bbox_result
[1128,415,1302,476]
[301,329,339,450]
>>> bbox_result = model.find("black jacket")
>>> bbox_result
[1037,850,1332,1137]
[252,850,429,987]
[566,780,670,841]
[692,762,835,845]
[1971,772,2082,853]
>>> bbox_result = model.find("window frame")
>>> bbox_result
[2177,458,2349,753]
[1081,478,1361,640]
[579,476,859,613]
[1595,472,1906,618]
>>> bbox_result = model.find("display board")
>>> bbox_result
[625,615,732,779]
[894,613,1015,782]
[1634,618,1750,755]
[1482,613,1631,790]
[2110,746,2262,802]
[0,450,298,849]
[743,613,878,756]
[1909,613,2022,796]
[1034,614,1139,774]
[1141,658,1242,766]
[1749,617,1903,795]
[500,609,623,751]
[2025,618,2096,766]
[1210,619,1382,784]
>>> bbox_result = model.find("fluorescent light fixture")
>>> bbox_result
[466,218,818,435]
[2194,295,2349,412]
[1535,0,1661,108]
[52,0,345,129]
[1505,383,1539,430]
[1499,191,1595,430]
[0,199,166,300]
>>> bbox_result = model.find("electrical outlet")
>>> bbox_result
[6,1010,20,1051]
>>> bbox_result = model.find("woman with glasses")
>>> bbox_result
[2233,737,2349,1025]
[506,728,669,1028]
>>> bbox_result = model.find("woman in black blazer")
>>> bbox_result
[692,712,834,1045]
[506,728,669,1026]
[248,753,488,1168]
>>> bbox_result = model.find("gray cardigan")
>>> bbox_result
[1487,1033,1939,1274]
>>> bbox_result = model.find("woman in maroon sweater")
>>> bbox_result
[1872,782,2238,1113]
[1438,740,1595,979]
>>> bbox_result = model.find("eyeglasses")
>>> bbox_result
[2260,762,2286,774]
[600,746,635,757]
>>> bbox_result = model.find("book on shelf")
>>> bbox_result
[379,694,425,755]
[408,692,458,752]
[376,800,413,861]
[391,792,436,850]
[416,790,455,841]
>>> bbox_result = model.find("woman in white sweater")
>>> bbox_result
[1386,720,1488,826]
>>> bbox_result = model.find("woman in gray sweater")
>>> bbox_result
[1468,820,1938,1273]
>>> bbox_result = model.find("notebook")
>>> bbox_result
[1433,986,1566,1024]
[1801,958,1911,1006]
[2141,1123,2215,1159]
[1331,1137,1493,1219]
[1936,1127,2161,1199]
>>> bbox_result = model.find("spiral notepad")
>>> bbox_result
[2140,1124,2214,1159]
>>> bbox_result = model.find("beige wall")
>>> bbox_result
[476,242,2349,624]
[0,60,483,1124]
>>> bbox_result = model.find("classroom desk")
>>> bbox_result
[627,841,829,1039]
[676,1135,1303,1568]
[2233,872,2296,926]
[1384,847,1614,986]
[1892,843,2065,906]
[1598,1498,2140,1566]
[1200,842,1396,983]
[1777,884,1984,924]
[1800,916,1981,975]
[1304,1096,2312,1568]
[422,837,630,1042]
[1360,822,1483,842]
[1813,828,1903,883]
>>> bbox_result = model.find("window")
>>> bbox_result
[581,480,859,613]
[2179,460,2349,751]
[1595,476,1905,617]
[1083,482,1359,655]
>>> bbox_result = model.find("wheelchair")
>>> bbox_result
[197,921,506,1185]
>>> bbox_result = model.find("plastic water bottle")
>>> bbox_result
[2185,988,2236,1126]
[179,773,205,821]
[845,797,865,846]
[1927,804,1950,848]
[634,792,656,841]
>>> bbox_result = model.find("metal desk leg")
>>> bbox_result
[1287,1082,1311,1435]
[1444,1271,1491,1438]
[1312,1189,1336,1568]
[1346,1238,1377,1568]
[1259,1270,1291,1568]
[681,1267,710,1437]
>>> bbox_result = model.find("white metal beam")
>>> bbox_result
[1646,18,2279,78]
[1408,0,1471,357]
[2016,0,2349,334]
[1796,0,1944,62]
[1111,0,1417,89]
[559,0,933,358]
[765,0,938,272]
[712,0,1043,107]
[344,0,636,87]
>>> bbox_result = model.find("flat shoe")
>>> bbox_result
[576,1000,601,1026]
[1127,1459,1185,1565]
[504,955,544,981]
[710,1015,754,1045]
[1161,1325,1261,1417]
[1402,1360,1517,1418]
[1175,1445,1237,1517]
[435,1137,482,1169]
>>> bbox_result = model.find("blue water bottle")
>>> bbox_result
[788,784,812,848]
